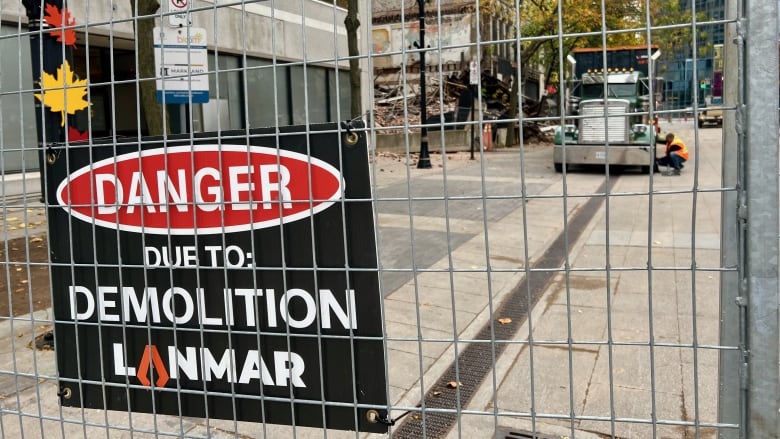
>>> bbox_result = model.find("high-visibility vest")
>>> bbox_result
[666,136,689,160]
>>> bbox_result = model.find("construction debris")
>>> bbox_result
[373,69,553,144]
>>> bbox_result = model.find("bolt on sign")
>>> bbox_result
[47,123,389,432]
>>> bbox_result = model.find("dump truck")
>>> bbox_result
[554,46,663,173]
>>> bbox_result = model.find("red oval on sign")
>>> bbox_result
[56,145,343,235]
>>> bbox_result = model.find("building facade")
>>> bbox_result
[1,0,359,174]
[662,0,725,109]
[371,0,518,82]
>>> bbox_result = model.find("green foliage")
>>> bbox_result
[511,0,708,87]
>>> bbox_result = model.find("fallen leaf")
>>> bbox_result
[653,240,661,245]
[497,317,512,325]
[31,237,43,243]
[433,391,441,396]
[447,381,461,389]
[5,217,19,222]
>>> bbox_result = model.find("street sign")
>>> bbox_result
[153,27,209,104]
[167,0,190,27]
[47,123,389,433]
[469,60,479,85]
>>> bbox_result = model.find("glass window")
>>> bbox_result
[0,25,38,173]
[245,58,290,127]
[206,53,242,131]
[291,65,328,124]
[328,69,352,121]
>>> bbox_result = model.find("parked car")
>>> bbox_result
[698,96,723,128]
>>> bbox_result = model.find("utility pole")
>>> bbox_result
[415,0,431,169]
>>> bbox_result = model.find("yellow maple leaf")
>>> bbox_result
[34,61,90,126]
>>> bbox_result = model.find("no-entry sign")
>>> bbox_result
[167,0,190,27]
[47,123,389,432]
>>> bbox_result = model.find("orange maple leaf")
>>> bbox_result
[43,4,77,48]
[34,61,90,126]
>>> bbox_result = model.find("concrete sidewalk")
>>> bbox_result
[0,125,729,438]
[452,124,725,438]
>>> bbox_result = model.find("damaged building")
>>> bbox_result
[371,0,546,147]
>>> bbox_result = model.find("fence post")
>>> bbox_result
[717,0,740,435]
[743,0,779,436]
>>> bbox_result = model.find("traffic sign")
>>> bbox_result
[470,60,479,85]
[167,0,190,27]
[153,27,209,104]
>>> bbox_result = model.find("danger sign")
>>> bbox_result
[48,123,389,432]
[57,145,342,234]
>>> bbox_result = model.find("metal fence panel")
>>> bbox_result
[0,0,776,437]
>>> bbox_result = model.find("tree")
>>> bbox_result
[498,0,695,144]
[131,0,169,136]
[646,1,709,71]
[343,0,362,119]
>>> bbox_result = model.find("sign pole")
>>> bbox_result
[469,60,479,161]
[416,0,431,169]
[164,0,194,133]
[22,0,72,200]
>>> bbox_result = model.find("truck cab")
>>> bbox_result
[553,46,662,173]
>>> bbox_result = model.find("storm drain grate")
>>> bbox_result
[391,179,614,438]
[494,427,561,439]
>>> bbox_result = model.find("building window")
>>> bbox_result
[245,59,291,127]
[201,53,242,131]
[0,25,39,173]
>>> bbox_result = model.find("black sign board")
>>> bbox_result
[47,123,389,433]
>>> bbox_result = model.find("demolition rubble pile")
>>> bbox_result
[373,77,460,130]
[373,70,551,143]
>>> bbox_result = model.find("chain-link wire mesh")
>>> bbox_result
[0,0,777,438]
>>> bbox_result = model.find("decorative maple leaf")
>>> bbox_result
[43,4,77,48]
[34,61,90,127]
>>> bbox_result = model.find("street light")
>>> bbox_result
[415,0,431,169]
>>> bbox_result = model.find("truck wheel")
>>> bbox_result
[554,163,564,173]
[640,165,651,174]
[698,120,704,128]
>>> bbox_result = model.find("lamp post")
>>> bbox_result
[415,0,431,169]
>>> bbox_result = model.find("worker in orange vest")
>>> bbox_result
[656,133,689,175]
